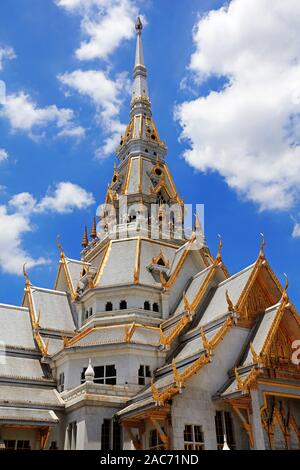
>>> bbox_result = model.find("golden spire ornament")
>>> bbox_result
[81,226,89,248]
[90,217,97,240]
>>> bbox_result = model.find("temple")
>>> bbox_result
[0,18,299,451]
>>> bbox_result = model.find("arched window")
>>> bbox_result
[85,310,89,319]
[144,301,150,311]
[120,300,127,310]
[105,302,113,312]
[153,303,159,313]
[89,307,93,317]
[157,191,166,206]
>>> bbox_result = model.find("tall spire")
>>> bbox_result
[117,16,166,160]
[131,17,151,116]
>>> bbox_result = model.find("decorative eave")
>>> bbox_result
[62,323,161,349]
[149,313,236,408]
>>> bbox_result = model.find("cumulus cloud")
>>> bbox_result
[175,0,300,211]
[0,182,95,275]
[2,91,85,140]
[0,149,8,163]
[0,205,48,275]
[37,182,95,213]
[292,222,300,238]
[55,0,137,61]
[10,182,95,215]
[0,45,16,70]
[59,69,129,156]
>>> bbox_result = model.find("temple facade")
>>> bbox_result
[0,18,299,451]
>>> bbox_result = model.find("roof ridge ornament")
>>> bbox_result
[23,263,31,287]
[216,234,223,261]
[281,272,289,302]
[56,235,65,258]
[259,232,265,259]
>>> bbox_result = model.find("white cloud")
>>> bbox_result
[37,182,95,213]
[9,193,37,215]
[292,222,300,238]
[55,0,137,60]
[0,45,16,70]
[2,91,85,140]
[0,182,95,275]
[0,205,48,275]
[59,69,128,156]
[10,182,95,215]
[0,149,8,163]
[175,0,300,211]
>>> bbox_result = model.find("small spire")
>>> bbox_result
[85,359,95,384]
[132,15,149,108]
[90,217,97,240]
[135,16,143,34]
[81,226,88,248]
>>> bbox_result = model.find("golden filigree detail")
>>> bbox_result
[200,328,213,355]
[160,312,192,349]
[235,366,262,392]
[250,342,261,364]
[124,323,136,343]
[226,289,235,312]
[32,309,41,330]
[152,248,170,268]
[150,380,179,406]
[34,332,49,357]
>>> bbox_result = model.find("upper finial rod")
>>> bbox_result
[135,16,143,34]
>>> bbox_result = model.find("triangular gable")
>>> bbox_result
[55,256,86,300]
[234,254,283,327]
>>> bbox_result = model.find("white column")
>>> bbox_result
[161,291,170,319]
[250,389,266,450]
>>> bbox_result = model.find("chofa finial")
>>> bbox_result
[259,232,265,258]
[135,16,143,34]
[56,235,64,257]
[281,272,289,302]
[23,263,31,287]
[216,234,223,260]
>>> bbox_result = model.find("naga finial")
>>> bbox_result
[226,289,234,312]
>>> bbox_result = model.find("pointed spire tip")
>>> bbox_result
[135,16,143,34]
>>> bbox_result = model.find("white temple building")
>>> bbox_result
[0,18,299,451]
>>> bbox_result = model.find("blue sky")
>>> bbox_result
[0,0,300,309]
